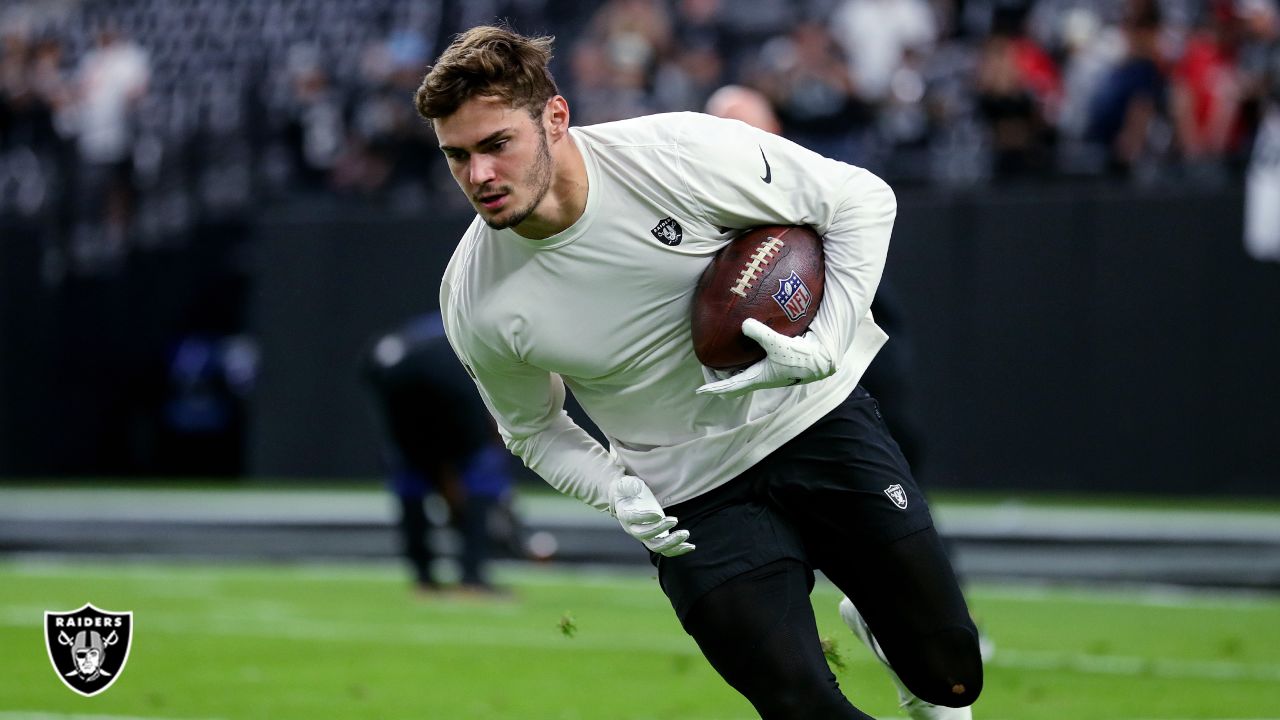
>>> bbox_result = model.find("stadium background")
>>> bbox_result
[2,0,1279,492]
[2,1,1280,718]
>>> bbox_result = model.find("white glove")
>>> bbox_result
[609,476,695,557]
[696,318,836,398]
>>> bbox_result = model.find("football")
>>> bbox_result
[691,225,825,370]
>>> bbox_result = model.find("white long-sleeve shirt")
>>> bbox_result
[440,112,897,511]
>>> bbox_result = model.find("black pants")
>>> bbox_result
[398,494,497,587]
[653,387,982,718]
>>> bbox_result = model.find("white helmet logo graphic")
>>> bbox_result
[63,629,117,680]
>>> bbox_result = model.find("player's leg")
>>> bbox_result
[839,587,973,720]
[766,387,983,711]
[455,494,495,588]
[397,492,436,589]
[368,367,443,592]
[681,559,875,720]
[391,465,438,590]
[827,528,981,716]
[654,476,874,719]
[456,444,513,590]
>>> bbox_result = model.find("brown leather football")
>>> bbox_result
[691,225,825,370]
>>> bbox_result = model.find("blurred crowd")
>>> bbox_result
[5,0,1280,273]
[567,0,1280,185]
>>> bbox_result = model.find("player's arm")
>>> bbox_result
[677,114,896,388]
[438,280,694,557]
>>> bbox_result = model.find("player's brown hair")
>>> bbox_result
[414,26,559,122]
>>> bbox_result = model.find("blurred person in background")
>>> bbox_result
[754,21,869,164]
[334,30,441,207]
[418,25,981,719]
[564,37,624,125]
[651,38,725,113]
[824,0,936,170]
[910,4,993,185]
[363,313,518,596]
[973,1,1061,179]
[704,83,783,133]
[1084,0,1171,177]
[1171,0,1250,168]
[830,0,938,109]
[1244,0,1280,260]
[587,0,672,58]
[652,0,731,112]
[1049,5,1121,175]
[672,0,729,51]
[282,43,346,192]
[566,0,674,124]
[1,26,67,157]
[0,24,70,221]
[68,21,149,274]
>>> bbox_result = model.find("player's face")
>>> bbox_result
[436,96,553,231]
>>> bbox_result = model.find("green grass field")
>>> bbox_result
[2,559,1278,720]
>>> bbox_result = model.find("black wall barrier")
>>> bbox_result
[887,187,1279,494]
[0,221,44,475]
[1,219,252,476]
[246,201,469,479]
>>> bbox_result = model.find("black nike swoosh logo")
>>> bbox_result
[759,147,772,184]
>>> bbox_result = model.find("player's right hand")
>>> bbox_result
[696,319,836,398]
[609,476,695,557]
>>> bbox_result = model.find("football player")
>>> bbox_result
[417,26,981,719]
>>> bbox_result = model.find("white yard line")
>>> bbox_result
[988,648,1280,683]
[976,582,1280,610]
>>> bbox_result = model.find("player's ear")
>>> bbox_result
[545,96,570,139]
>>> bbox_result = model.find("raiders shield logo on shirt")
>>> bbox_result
[650,217,683,246]
[883,484,908,510]
[44,604,134,697]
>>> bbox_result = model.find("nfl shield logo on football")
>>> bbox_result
[772,271,813,322]
[44,603,134,697]
[883,484,909,510]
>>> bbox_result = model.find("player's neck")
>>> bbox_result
[511,133,588,241]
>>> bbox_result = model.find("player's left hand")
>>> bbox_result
[609,476,695,557]
[696,318,836,398]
